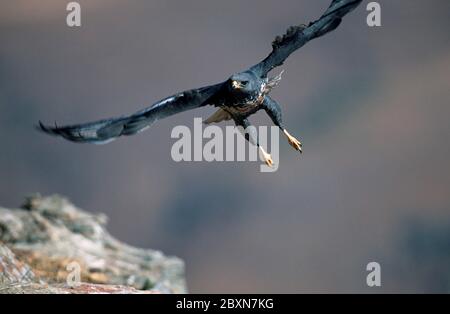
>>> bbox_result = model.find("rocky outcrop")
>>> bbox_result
[0,195,186,294]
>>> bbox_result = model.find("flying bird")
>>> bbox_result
[39,0,362,167]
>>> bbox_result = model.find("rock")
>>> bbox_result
[0,244,35,288]
[0,194,186,294]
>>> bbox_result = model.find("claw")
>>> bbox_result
[264,154,274,167]
[259,147,274,167]
[284,130,303,153]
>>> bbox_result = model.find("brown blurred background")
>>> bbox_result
[1,0,450,293]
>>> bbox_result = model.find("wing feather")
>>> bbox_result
[250,0,363,77]
[38,83,222,144]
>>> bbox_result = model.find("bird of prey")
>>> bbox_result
[39,0,362,167]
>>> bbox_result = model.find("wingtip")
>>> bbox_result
[36,120,56,135]
[36,120,47,131]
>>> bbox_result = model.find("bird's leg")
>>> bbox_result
[283,129,303,153]
[258,145,274,167]
[262,96,303,153]
[235,118,274,167]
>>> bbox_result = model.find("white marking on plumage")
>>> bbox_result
[78,129,98,138]
[135,125,150,133]
[92,138,117,145]
[152,96,176,109]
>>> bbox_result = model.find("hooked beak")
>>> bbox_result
[231,80,244,89]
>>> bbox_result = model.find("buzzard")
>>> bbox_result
[39,0,362,167]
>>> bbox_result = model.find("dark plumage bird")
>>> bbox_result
[39,0,362,166]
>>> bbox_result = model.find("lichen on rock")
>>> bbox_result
[0,194,186,294]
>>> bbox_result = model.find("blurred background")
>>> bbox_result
[1,0,449,293]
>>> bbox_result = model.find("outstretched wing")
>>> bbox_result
[250,0,363,77]
[39,83,223,144]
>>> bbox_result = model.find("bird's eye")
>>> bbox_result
[241,81,248,86]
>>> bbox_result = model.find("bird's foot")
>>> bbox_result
[284,130,303,153]
[259,147,274,167]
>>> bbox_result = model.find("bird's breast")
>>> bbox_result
[223,95,264,117]
[221,82,267,117]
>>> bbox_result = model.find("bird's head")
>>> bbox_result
[228,71,260,94]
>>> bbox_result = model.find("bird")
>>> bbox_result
[38,0,362,167]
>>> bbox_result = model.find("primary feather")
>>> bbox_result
[38,84,222,144]
[250,0,362,76]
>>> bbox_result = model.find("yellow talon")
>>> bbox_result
[259,147,274,167]
[284,130,303,153]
